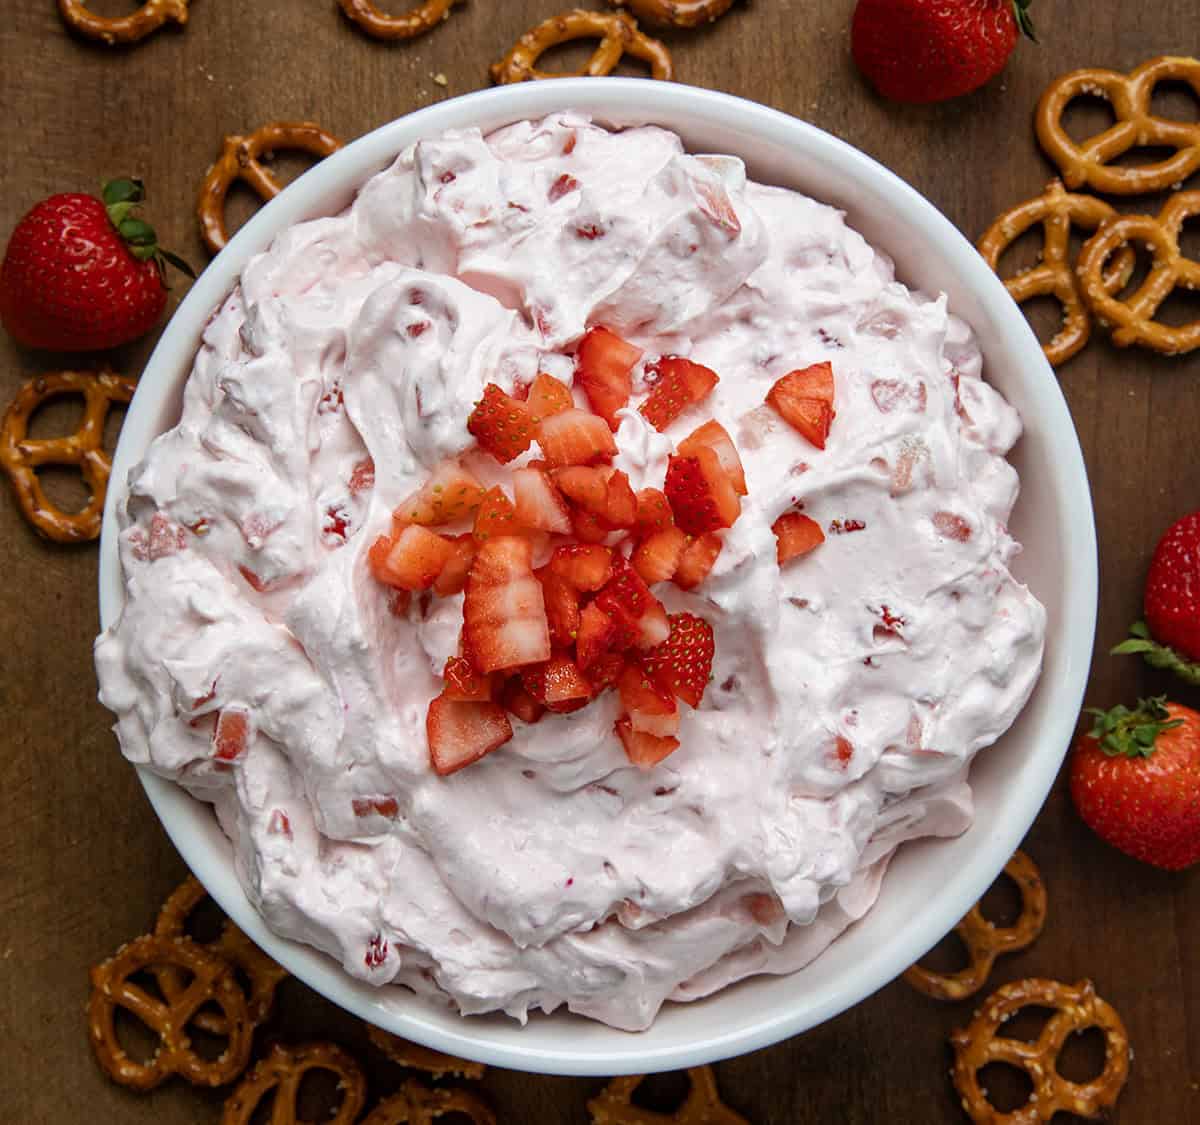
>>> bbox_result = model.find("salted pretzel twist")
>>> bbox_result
[978,182,1134,367]
[607,0,734,28]
[1036,55,1200,195]
[1077,190,1200,355]
[221,1042,368,1125]
[88,934,254,1090]
[904,851,1047,1001]
[0,369,135,543]
[153,876,287,1036]
[57,0,187,45]
[198,123,344,254]
[339,0,462,39]
[491,10,673,84]
[361,1082,497,1124]
[367,1024,486,1079]
[588,1067,748,1124]
[950,978,1130,1123]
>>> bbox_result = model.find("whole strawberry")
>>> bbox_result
[1070,697,1200,871]
[851,0,1036,104]
[1113,511,1200,685]
[0,179,192,352]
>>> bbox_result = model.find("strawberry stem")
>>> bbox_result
[1084,695,1183,759]
[99,177,196,283]
[1013,0,1036,42]
[1111,621,1200,686]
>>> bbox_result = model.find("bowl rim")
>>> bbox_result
[98,77,1097,1075]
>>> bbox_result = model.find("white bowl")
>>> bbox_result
[98,79,1096,1076]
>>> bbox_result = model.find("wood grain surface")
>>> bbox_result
[1,1,1198,1121]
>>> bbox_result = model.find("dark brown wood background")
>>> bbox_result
[1,1,1198,1121]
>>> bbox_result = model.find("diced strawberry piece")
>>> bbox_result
[426,694,513,776]
[213,709,250,761]
[569,506,611,544]
[463,536,552,673]
[442,656,492,702]
[587,651,627,695]
[576,601,618,670]
[614,716,679,769]
[595,556,670,649]
[602,470,637,529]
[642,612,715,708]
[766,363,837,449]
[467,383,537,463]
[512,468,572,535]
[678,420,747,495]
[393,460,486,527]
[554,467,637,529]
[618,662,680,737]
[576,326,642,429]
[932,511,972,541]
[432,534,477,596]
[348,458,375,494]
[537,408,618,467]
[523,654,593,712]
[538,569,581,648]
[673,533,723,591]
[632,527,688,585]
[527,372,574,421]
[548,543,614,590]
[635,488,674,535]
[639,356,720,431]
[352,796,399,818]
[369,526,456,591]
[664,446,741,535]
[773,512,825,564]
[499,676,546,724]
[473,486,521,543]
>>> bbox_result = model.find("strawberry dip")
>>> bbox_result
[94,112,1046,1031]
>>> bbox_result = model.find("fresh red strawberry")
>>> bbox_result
[635,487,675,536]
[678,420,747,495]
[0,178,192,351]
[1069,697,1200,870]
[467,383,536,463]
[554,467,637,529]
[548,543,614,590]
[369,526,455,590]
[595,556,671,649]
[642,612,715,708]
[1114,512,1200,683]
[432,534,477,597]
[527,372,575,420]
[473,486,521,543]
[538,569,581,648]
[442,656,492,702]
[522,654,593,712]
[499,677,546,724]
[773,512,825,564]
[426,694,513,776]
[673,533,723,591]
[588,651,627,695]
[576,325,642,429]
[463,536,551,673]
[766,363,837,449]
[851,0,1035,105]
[639,356,720,431]
[394,461,486,527]
[570,506,612,544]
[537,407,619,467]
[512,467,572,535]
[213,709,250,762]
[632,527,688,585]
[618,662,680,737]
[664,446,741,535]
[577,602,618,670]
[615,716,680,769]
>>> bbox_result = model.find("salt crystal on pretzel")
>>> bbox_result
[588,1067,748,1125]
[221,1042,367,1125]
[57,0,187,46]
[361,1081,497,1125]
[607,0,734,29]
[339,0,463,40]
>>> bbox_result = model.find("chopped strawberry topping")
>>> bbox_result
[526,372,574,421]
[614,717,679,769]
[571,506,612,544]
[462,536,551,673]
[672,533,723,591]
[512,468,572,535]
[431,534,477,597]
[499,677,546,724]
[473,486,521,543]
[468,383,537,463]
[678,420,747,495]
[537,408,618,467]
[522,654,593,712]
[618,662,680,738]
[351,796,399,818]
[364,934,389,969]
[426,694,513,776]
[642,612,715,708]
[664,446,741,535]
[766,363,836,449]
[369,525,456,591]
[576,326,642,429]
[932,511,972,541]
[595,556,670,650]
[548,173,580,202]
[634,487,674,535]
[348,457,375,494]
[577,602,618,670]
[443,656,493,702]
[393,460,486,526]
[587,651,627,695]
[639,356,719,431]
[554,467,637,529]
[213,709,250,761]
[548,543,614,590]
[632,526,688,585]
[773,512,825,564]
[267,809,292,838]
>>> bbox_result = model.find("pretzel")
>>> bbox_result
[361,1082,497,1125]
[903,850,1046,1001]
[338,0,462,40]
[153,876,287,1035]
[57,0,187,45]
[198,123,344,254]
[1077,190,1200,355]
[977,181,1135,367]
[490,10,673,85]
[588,1067,747,1124]
[951,978,1130,1123]
[1036,56,1200,195]
[222,1042,368,1124]
[88,934,254,1090]
[366,1023,486,1079]
[608,0,734,28]
[0,369,135,543]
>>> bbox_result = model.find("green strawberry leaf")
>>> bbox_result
[100,177,196,285]
[159,248,197,281]
[1112,621,1200,686]
[1013,0,1037,42]
[1084,696,1183,759]
[102,178,145,207]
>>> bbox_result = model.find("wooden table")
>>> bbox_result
[1,1,1197,1121]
